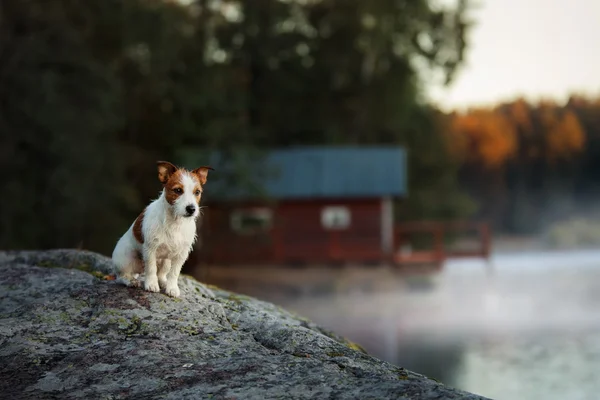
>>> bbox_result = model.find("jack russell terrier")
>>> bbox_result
[112,161,213,297]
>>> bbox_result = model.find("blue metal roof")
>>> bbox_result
[178,146,407,200]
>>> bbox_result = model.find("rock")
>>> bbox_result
[0,250,489,400]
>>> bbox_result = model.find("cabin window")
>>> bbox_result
[230,208,273,235]
[321,206,351,230]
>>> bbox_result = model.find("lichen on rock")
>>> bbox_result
[0,250,489,399]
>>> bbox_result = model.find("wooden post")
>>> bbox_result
[392,226,401,265]
[381,196,394,259]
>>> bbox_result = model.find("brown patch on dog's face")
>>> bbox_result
[163,169,186,205]
[133,208,146,244]
[193,184,202,204]
[189,175,203,204]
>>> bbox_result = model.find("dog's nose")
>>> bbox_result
[185,205,196,215]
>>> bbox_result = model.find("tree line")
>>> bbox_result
[444,95,600,234]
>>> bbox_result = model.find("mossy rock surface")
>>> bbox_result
[0,250,489,400]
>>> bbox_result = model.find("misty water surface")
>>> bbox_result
[282,250,600,400]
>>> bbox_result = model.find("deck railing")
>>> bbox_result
[392,221,491,266]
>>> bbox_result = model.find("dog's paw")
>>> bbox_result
[144,280,160,293]
[130,279,142,288]
[165,285,181,298]
[158,276,168,289]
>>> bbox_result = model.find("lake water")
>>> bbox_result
[281,250,600,400]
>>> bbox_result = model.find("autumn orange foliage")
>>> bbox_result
[445,97,586,168]
[448,108,516,168]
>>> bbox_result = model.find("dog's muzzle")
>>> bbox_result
[185,205,196,216]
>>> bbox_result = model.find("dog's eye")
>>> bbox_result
[195,190,201,196]
[173,188,183,194]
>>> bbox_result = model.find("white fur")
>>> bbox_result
[112,171,201,298]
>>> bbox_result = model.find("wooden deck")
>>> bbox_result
[392,221,491,270]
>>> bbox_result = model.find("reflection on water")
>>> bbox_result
[279,250,600,400]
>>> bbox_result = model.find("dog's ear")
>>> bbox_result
[192,166,214,185]
[157,161,178,184]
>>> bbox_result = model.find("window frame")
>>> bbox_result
[320,205,351,230]
[230,207,274,235]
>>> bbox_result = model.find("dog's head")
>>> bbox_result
[156,161,214,219]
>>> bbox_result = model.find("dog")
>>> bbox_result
[112,161,213,298]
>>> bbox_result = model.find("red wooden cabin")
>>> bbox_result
[181,146,491,269]
[186,146,406,266]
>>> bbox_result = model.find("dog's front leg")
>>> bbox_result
[143,246,161,293]
[164,253,186,298]
[158,259,171,290]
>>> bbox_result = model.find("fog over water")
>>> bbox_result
[282,250,600,400]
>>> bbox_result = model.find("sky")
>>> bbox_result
[428,0,600,111]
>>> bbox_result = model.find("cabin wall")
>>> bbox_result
[195,198,385,266]
[195,204,274,265]
[276,199,382,264]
